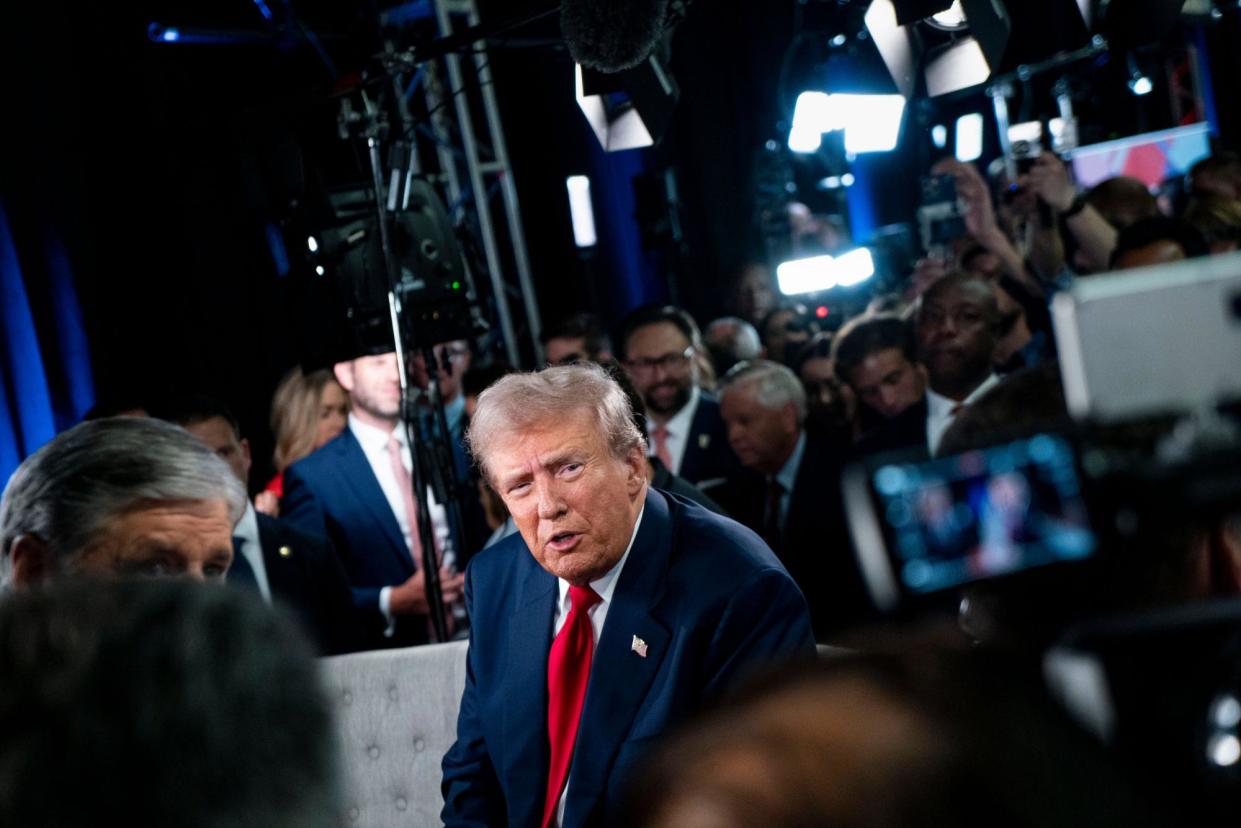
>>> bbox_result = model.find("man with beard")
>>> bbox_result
[618,305,739,486]
[916,273,1002,455]
[282,350,467,649]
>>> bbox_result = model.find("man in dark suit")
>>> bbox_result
[281,351,467,649]
[159,396,360,655]
[441,363,813,828]
[617,305,739,486]
[710,360,873,639]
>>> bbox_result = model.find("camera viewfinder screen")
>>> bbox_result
[871,434,1096,594]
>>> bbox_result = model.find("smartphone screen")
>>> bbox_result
[860,434,1097,598]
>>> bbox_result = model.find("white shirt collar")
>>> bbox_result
[774,431,807,494]
[926,374,1000,455]
[926,373,1000,416]
[349,413,405,453]
[235,500,260,544]
[556,504,645,611]
[658,385,700,436]
[232,502,272,603]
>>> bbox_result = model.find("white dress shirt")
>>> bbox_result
[347,415,451,630]
[231,501,272,604]
[925,374,1000,456]
[549,505,645,827]
[646,386,700,476]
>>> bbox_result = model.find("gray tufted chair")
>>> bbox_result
[319,640,469,828]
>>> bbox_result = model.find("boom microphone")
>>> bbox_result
[560,0,671,73]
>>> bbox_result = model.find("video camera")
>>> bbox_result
[841,251,1241,816]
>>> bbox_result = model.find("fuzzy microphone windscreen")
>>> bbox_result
[560,0,670,73]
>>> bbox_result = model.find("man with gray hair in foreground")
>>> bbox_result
[1,417,246,587]
[709,360,873,640]
[441,362,814,828]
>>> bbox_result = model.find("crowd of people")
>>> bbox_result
[2,147,1240,826]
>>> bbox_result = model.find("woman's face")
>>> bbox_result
[316,381,350,448]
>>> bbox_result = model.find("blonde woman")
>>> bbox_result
[255,368,349,516]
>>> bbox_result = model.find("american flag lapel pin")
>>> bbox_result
[631,635,648,658]
[698,434,710,449]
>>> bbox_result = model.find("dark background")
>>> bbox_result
[3,1,1240,484]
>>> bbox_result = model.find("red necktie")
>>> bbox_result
[542,585,602,828]
[651,423,673,470]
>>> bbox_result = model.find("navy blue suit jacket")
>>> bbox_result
[252,513,361,655]
[282,428,453,648]
[441,488,815,827]
[676,393,740,486]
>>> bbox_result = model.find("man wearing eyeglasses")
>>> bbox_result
[617,305,740,487]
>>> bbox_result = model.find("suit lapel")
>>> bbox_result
[336,430,413,573]
[563,490,672,825]
[256,514,303,604]
[678,395,710,480]
[501,550,557,826]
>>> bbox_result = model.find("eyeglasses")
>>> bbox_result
[624,346,695,375]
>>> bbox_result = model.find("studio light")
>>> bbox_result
[307,236,319,253]
[931,124,948,148]
[864,0,1011,98]
[565,176,598,248]
[776,248,875,295]
[787,92,906,155]
[836,94,907,153]
[575,57,679,152]
[955,112,984,162]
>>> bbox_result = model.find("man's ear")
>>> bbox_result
[626,445,648,493]
[9,535,52,587]
[332,361,355,393]
[240,437,253,480]
[781,402,799,435]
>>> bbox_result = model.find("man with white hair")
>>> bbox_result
[441,362,813,828]
[1,417,246,586]
[711,360,872,639]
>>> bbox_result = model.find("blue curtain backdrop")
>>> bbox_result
[0,199,95,485]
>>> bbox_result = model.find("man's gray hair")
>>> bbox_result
[0,417,246,583]
[466,362,645,483]
[720,360,808,423]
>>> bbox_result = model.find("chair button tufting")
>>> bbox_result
[388,686,399,701]
[342,691,353,705]
[368,745,381,760]
[396,797,408,811]
[414,738,426,752]
[348,807,360,822]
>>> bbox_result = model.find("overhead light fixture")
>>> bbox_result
[955,112,984,162]
[787,92,906,155]
[864,0,1012,98]
[776,248,876,295]
[836,94,907,153]
[575,57,679,152]
[931,124,948,148]
[565,176,598,248]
